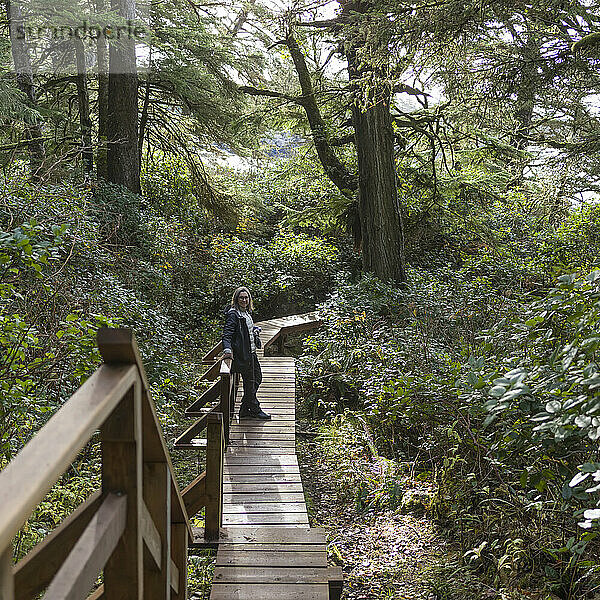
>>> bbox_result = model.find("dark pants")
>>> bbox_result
[238,353,262,411]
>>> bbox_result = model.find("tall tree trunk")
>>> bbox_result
[5,0,45,178]
[96,0,109,179]
[342,1,406,283]
[74,39,93,173]
[347,49,406,283]
[107,0,140,193]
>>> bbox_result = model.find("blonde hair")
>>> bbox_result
[231,286,254,312]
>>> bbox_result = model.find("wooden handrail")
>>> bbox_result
[0,328,192,600]
[0,364,137,552]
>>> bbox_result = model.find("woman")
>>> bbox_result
[222,286,271,420]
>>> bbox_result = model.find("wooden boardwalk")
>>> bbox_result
[207,314,341,599]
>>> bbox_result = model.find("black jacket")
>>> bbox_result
[222,307,252,368]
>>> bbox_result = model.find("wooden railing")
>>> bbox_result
[175,352,239,543]
[0,329,191,600]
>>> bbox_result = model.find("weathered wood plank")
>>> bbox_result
[181,471,206,518]
[228,434,296,441]
[217,544,323,552]
[185,381,220,415]
[222,502,308,514]
[210,583,328,599]
[228,440,296,448]
[229,424,295,432]
[195,526,325,544]
[223,493,306,503]
[1,547,14,600]
[223,474,302,484]
[14,491,103,600]
[225,448,297,455]
[222,483,304,493]
[213,566,340,584]
[223,455,299,465]
[223,465,300,474]
[44,493,127,600]
[222,514,309,526]
[140,498,161,569]
[216,551,325,567]
[171,523,187,599]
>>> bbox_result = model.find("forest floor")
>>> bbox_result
[296,427,440,599]
[296,419,499,600]
[296,421,448,600]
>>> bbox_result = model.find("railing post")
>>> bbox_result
[229,373,238,423]
[219,368,231,446]
[143,462,170,600]
[101,378,143,600]
[0,547,14,600]
[204,413,224,542]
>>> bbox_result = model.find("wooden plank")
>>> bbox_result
[181,471,206,518]
[222,514,309,526]
[218,544,323,552]
[225,524,312,529]
[229,425,295,432]
[195,527,325,544]
[213,566,338,584]
[226,448,297,455]
[0,364,137,552]
[200,360,221,381]
[101,382,143,600]
[210,583,328,599]
[222,483,303,493]
[1,547,14,600]
[44,494,126,600]
[228,441,296,449]
[143,462,170,600]
[174,404,220,447]
[223,493,306,503]
[216,551,325,567]
[224,465,299,474]
[185,381,220,415]
[228,434,296,441]
[14,490,103,600]
[171,523,187,599]
[170,559,179,595]
[140,499,161,569]
[201,341,222,363]
[222,503,307,514]
[223,455,298,465]
[223,474,301,483]
[219,372,231,445]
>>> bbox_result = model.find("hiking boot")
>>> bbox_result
[239,405,255,419]
[250,409,271,420]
